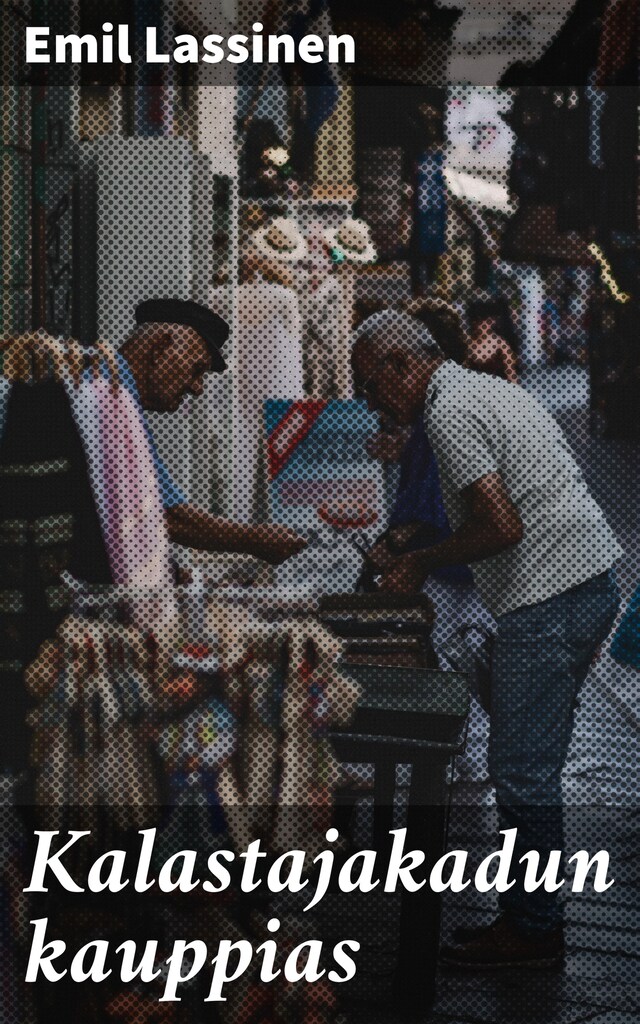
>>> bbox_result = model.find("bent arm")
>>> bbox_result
[379,472,523,592]
[499,340,520,385]
[166,504,306,564]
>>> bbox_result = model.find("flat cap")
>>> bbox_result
[135,298,229,371]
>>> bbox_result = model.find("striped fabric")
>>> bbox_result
[0,381,111,773]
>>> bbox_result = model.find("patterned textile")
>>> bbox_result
[25,616,164,831]
[0,355,179,771]
[0,380,112,772]
[67,374,177,631]
[214,620,360,854]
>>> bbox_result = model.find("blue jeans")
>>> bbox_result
[488,570,619,934]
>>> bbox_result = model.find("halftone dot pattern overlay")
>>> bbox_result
[1,2,639,1022]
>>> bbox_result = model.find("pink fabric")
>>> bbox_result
[67,377,174,593]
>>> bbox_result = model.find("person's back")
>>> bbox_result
[425,361,621,616]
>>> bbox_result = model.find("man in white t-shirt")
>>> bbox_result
[351,309,621,969]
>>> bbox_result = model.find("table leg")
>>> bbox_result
[373,757,396,868]
[393,757,449,1017]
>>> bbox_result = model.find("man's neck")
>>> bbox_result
[405,355,444,423]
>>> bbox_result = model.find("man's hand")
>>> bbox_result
[251,524,307,564]
[1,330,119,388]
[367,524,426,574]
[2,330,67,383]
[378,552,428,594]
[367,538,396,573]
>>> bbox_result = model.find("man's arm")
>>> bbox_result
[166,504,306,565]
[500,339,520,385]
[379,472,523,592]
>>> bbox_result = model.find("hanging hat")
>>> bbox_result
[324,218,377,265]
[253,216,308,263]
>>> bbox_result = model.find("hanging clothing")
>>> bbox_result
[215,619,360,855]
[0,366,177,770]
[116,353,187,511]
[415,147,447,257]
[303,270,345,398]
[26,616,163,830]
[236,279,305,520]
[0,380,111,773]
[67,373,174,597]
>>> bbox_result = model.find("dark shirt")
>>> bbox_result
[388,418,472,585]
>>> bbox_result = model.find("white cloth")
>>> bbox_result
[425,360,622,617]
[302,272,345,398]
[236,280,304,519]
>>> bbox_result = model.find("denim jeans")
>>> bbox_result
[487,570,620,934]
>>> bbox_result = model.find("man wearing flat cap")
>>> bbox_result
[120,297,306,564]
[0,301,303,785]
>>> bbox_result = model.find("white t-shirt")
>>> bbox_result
[424,361,622,617]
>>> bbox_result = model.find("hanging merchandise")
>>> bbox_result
[588,245,632,304]
[25,616,164,832]
[588,87,638,236]
[324,217,377,266]
[502,79,638,266]
[0,372,112,775]
[313,82,357,200]
[1,343,177,631]
[501,89,594,265]
[415,148,447,259]
[157,694,236,853]
[240,118,293,198]
[412,144,448,292]
[0,340,177,785]
[299,218,378,399]
[216,620,360,856]
[236,218,307,521]
[67,374,175,602]
[357,146,413,261]
[252,216,309,264]
[303,271,345,399]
